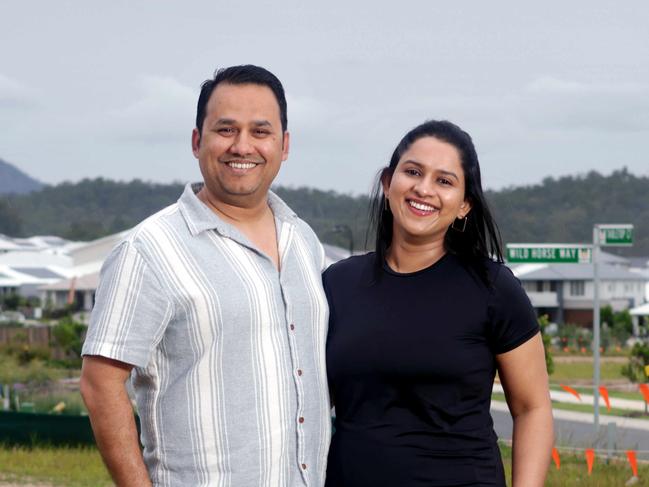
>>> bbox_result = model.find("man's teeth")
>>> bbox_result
[228,162,256,169]
[408,200,436,212]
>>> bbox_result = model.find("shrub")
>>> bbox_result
[621,342,649,383]
[51,316,86,360]
[538,315,554,375]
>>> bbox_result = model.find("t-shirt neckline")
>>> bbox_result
[382,252,450,277]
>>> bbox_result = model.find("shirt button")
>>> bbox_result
[302,463,307,470]
[298,417,305,423]
[297,369,303,376]
[290,324,295,331]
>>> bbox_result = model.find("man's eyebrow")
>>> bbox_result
[214,118,236,125]
[212,118,273,127]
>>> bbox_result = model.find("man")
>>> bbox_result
[80,65,331,487]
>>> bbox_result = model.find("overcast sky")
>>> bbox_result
[1,1,648,194]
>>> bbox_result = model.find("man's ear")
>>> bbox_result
[191,128,201,158]
[281,131,290,161]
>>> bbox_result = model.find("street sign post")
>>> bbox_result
[506,244,592,263]
[592,224,634,434]
[506,224,635,439]
[597,224,633,246]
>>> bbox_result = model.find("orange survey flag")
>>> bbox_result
[626,450,638,477]
[585,448,595,475]
[598,386,611,412]
[560,384,581,401]
[551,447,560,470]
[640,383,649,404]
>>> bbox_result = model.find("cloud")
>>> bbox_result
[105,75,196,142]
[285,93,332,129]
[520,76,649,132]
[0,74,35,108]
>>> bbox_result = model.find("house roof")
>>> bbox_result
[630,302,649,316]
[510,262,648,281]
[40,273,100,292]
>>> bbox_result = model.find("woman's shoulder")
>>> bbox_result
[323,252,375,284]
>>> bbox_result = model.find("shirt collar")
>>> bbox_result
[178,182,297,237]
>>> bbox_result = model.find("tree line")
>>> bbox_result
[0,168,647,255]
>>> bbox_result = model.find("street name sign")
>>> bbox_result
[596,224,633,246]
[506,244,593,263]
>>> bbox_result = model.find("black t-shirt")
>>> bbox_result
[323,252,539,487]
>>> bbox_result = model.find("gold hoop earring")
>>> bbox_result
[451,215,467,232]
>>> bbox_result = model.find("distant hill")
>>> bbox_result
[0,158,44,195]
[0,168,647,255]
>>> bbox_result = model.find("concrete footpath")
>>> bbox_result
[493,383,649,414]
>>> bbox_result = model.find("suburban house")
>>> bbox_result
[1,231,354,321]
[509,251,649,326]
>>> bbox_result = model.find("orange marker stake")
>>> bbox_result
[551,447,560,470]
[560,384,582,401]
[598,386,611,412]
[639,384,649,405]
[626,450,638,478]
[585,448,595,475]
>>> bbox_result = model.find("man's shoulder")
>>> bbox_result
[118,202,184,251]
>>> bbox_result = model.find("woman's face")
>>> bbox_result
[382,136,471,244]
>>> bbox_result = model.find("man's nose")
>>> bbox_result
[229,131,254,156]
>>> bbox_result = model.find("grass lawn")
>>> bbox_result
[1,443,646,486]
[500,443,648,486]
[0,445,111,487]
[493,393,649,420]
[550,384,649,402]
[551,360,627,383]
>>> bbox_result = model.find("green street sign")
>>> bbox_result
[597,224,633,246]
[506,244,593,263]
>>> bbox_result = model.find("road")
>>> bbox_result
[492,401,649,461]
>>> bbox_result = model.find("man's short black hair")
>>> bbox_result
[195,65,288,134]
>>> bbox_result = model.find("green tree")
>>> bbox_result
[0,198,22,235]
[621,342,649,414]
[621,342,649,383]
[2,293,24,311]
[600,305,614,327]
[51,316,86,360]
[538,315,554,375]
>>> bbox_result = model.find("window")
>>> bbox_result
[570,281,585,296]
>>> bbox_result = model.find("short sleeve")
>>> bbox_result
[82,241,173,368]
[488,265,539,354]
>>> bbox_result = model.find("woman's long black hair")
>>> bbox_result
[368,120,504,285]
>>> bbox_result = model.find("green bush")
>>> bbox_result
[0,353,63,386]
[621,342,649,383]
[0,330,51,364]
[51,316,86,360]
[538,315,554,375]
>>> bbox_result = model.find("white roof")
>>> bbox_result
[630,302,649,316]
[0,250,73,268]
[0,265,62,287]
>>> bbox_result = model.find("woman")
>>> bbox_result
[324,120,553,486]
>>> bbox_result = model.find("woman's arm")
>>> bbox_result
[496,332,553,487]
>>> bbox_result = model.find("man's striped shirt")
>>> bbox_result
[82,183,331,486]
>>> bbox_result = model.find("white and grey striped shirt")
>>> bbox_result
[82,183,331,486]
